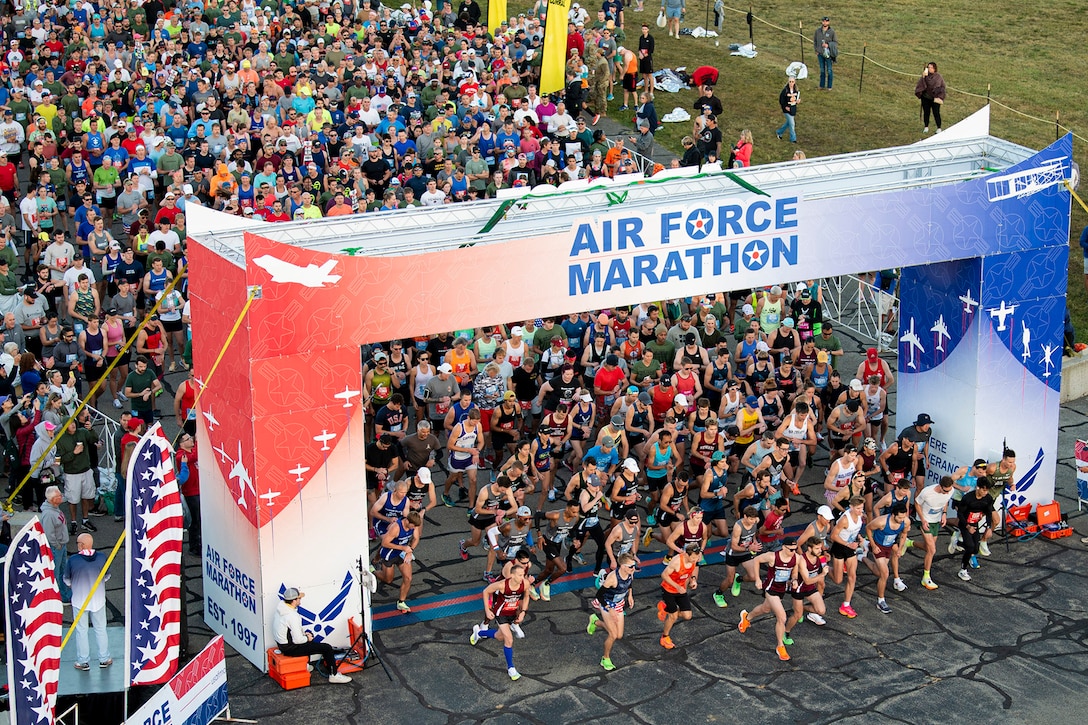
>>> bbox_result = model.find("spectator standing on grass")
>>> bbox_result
[814,16,838,91]
[776,76,800,144]
[662,0,685,39]
[638,25,656,98]
[915,63,946,134]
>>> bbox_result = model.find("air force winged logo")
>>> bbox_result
[1002,447,1044,508]
[252,255,342,288]
[278,572,354,641]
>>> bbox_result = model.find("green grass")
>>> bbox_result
[499,0,1088,335]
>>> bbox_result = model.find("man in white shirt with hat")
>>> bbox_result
[271,587,353,683]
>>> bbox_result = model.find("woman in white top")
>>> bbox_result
[408,352,436,428]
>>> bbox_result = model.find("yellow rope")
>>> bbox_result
[59,531,125,652]
[4,272,186,513]
[188,288,258,415]
[714,4,1088,146]
[1066,180,1088,216]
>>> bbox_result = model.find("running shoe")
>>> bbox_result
[396,600,411,613]
[969,555,980,569]
[592,113,601,125]
[81,520,97,532]
[642,527,654,547]
[958,569,971,581]
[459,540,469,561]
[528,585,540,601]
[876,600,891,614]
[646,512,657,526]
[789,481,800,496]
[781,634,794,646]
[838,603,857,618]
[979,540,991,557]
[113,398,122,409]
[921,577,938,590]
[730,575,741,597]
[776,644,790,661]
[73,662,90,671]
[587,614,599,635]
[572,553,586,565]
[483,571,500,583]
[712,592,728,608]
[657,601,666,621]
[601,657,616,671]
[607,93,614,102]
[738,609,750,633]
[807,613,826,626]
[442,494,454,507]
[903,538,914,549]
[948,530,962,554]
[619,105,629,111]
[470,624,481,646]
[511,623,525,639]
[892,578,907,592]
[659,635,675,649]
[508,667,521,681]
[540,582,552,601]
[547,489,557,502]
[99,658,113,668]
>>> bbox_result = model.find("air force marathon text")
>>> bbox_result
[568,196,800,296]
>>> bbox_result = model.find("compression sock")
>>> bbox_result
[923,569,931,580]
[479,629,497,639]
[503,646,515,669]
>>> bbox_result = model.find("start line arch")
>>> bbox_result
[188,113,1072,669]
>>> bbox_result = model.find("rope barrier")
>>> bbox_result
[713,4,1088,147]
[3,272,187,513]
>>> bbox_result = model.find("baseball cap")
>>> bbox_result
[580,392,592,402]
[745,395,759,407]
[711,451,726,462]
[637,392,652,404]
[510,325,523,336]
[281,587,301,601]
[438,363,453,373]
[816,350,829,363]
[866,347,879,361]
[126,417,143,431]
[817,505,833,520]
[602,435,615,447]
[849,379,863,392]
[622,457,640,473]
[611,413,625,427]
[503,390,516,400]
[516,505,532,517]
[674,394,688,407]
[742,303,755,316]
[43,421,56,431]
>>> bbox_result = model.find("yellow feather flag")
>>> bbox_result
[488,0,507,34]
[540,0,573,95]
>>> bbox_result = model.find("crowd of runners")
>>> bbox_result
[363,292,1020,677]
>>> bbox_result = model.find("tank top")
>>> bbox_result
[810,363,831,390]
[989,464,1014,490]
[796,347,818,370]
[729,520,758,556]
[571,402,594,431]
[387,353,409,390]
[380,519,414,555]
[885,444,913,477]
[798,551,822,593]
[104,318,125,356]
[494,404,519,433]
[839,509,864,543]
[406,478,430,510]
[449,348,474,385]
[647,441,671,478]
[679,519,705,550]
[831,459,857,490]
[661,482,688,517]
[692,408,714,434]
[759,293,783,333]
[413,364,434,399]
[74,288,96,320]
[882,488,912,516]
[739,480,771,512]
[148,267,169,292]
[375,493,408,536]
[873,516,906,547]
[833,403,863,433]
[736,408,761,445]
[701,467,729,512]
[611,521,638,557]
[861,359,886,387]
[503,340,526,368]
[808,520,831,547]
[493,578,526,617]
[596,568,634,608]
[542,411,569,439]
[719,392,742,422]
[746,440,774,473]
[763,453,788,487]
[736,340,757,376]
[692,431,718,468]
[762,550,795,594]
[370,369,393,406]
[83,327,104,357]
[533,437,553,470]
[450,422,478,462]
[662,554,696,594]
[145,328,163,362]
[476,337,498,361]
[707,360,731,392]
[543,512,578,544]
[628,406,650,437]
[782,412,809,443]
[674,371,697,409]
[865,387,883,419]
[499,520,532,556]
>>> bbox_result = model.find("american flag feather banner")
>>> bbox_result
[4,518,62,725]
[125,423,184,687]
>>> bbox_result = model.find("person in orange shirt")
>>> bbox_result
[617,46,639,110]
[657,542,700,649]
[603,137,626,177]
[325,192,354,217]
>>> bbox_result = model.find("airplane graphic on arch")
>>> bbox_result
[959,289,979,315]
[289,464,311,482]
[900,317,925,370]
[988,301,1016,332]
[314,430,337,451]
[931,315,951,352]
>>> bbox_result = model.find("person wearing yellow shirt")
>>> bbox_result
[306,100,333,133]
[430,105,455,135]
[34,97,59,128]
[297,192,323,220]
